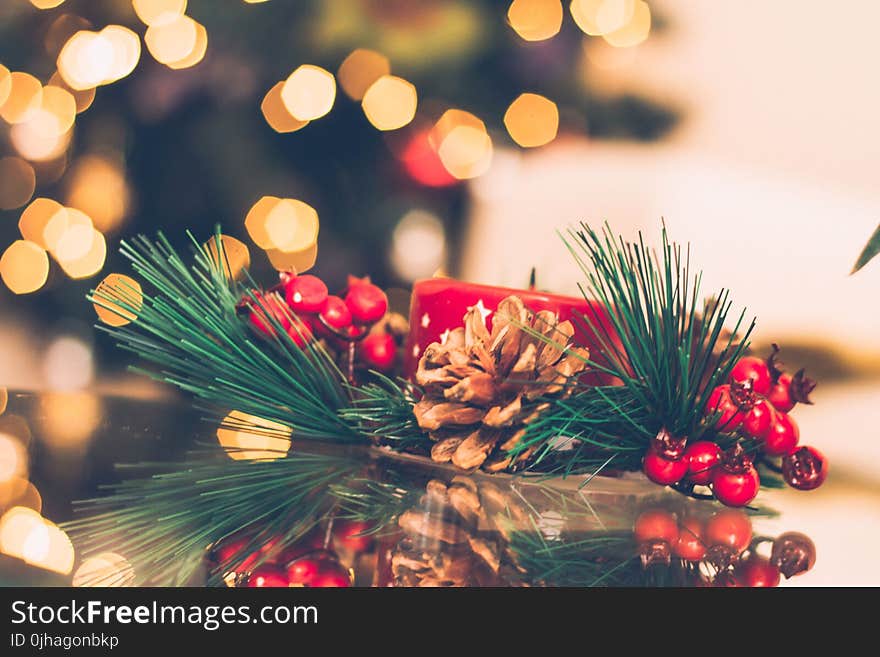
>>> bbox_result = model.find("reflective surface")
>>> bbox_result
[0,391,864,586]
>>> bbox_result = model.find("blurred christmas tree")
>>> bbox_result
[0,0,676,370]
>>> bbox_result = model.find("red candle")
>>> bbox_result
[404,277,617,380]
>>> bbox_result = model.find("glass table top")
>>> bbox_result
[0,389,869,587]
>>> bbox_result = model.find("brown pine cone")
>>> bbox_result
[412,295,589,472]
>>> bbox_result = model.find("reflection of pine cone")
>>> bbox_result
[391,477,529,587]
[413,296,589,472]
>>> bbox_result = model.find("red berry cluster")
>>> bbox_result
[209,519,375,588]
[643,347,826,506]
[239,273,398,374]
[633,507,816,587]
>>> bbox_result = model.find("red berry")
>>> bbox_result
[246,293,291,337]
[764,412,799,456]
[729,356,772,395]
[246,565,289,588]
[333,520,374,552]
[359,333,396,372]
[782,445,828,490]
[345,282,388,324]
[286,317,314,348]
[633,509,679,545]
[673,517,706,561]
[712,464,760,507]
[684,441,721,486]
[309,562,352,587]
[771,532,816,577]
[767,372,795,412]
[736,557,781,587]
[286,557,322,585]
[705,509,753,552]
[642,450,688,486]
[285,274,328,313]
[706,384,747,431]
[319,295,352,331]
[742,398,776,441]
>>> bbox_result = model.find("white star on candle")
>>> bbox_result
[468,299,492,323]
[420,313,431,328]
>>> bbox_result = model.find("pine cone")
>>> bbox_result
[391,477,529,587]
[413,295,589,472]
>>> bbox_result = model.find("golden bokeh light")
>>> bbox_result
[602,0,650,47]
[50,207,94,262]
[37,85,77,134]
[45,14,92,57]
[43,336,94,391]
[19,198,68,250]
[9,84,76,162]
[217,410,292,461]
[132,0,187,26]
[144,15,198,66]
[57,31,113,90]
[281,65,336,121]
[165,20,207,70]
[0,508,75,575]
[265,242,318,273]
[504,93,559,147]
[0,240,49,295]
[337,49,391,101]
[362,75,418,131]
[507,0,564,42]
[58,228,106,279]
[30,0,67,8]
[0,478,42,514]
[93,273,143,327]
[48,72,96,114]
[39,392,101,449]
[260,82,309,133]
[204,234,251,280]
[245,196,319,252]
[0,72,43,124]
[570,0,638,36]
[0,434,27,484]
[73,552,134,587]
[100,25,142,80]
[0,157,37,210]
[0,387,6,416]
[0,65,11,108]
[431,110,493,180]
[65,155,130,233]
[0,415,32,445]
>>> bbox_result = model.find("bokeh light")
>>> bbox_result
[265,242,318,273]
[204,234,251,280]
[57,228,106,279]
[602,0,650,47]
[400,129,457,187]
[50,207,94,262]
[64,155,130,233]
[337,48,391,101]
[93,273,143,327]
[144,15,198,66]
[217,410,292,461]
[0,157,36,210]
[9,85,76,162]
[43,336,94,391]
[362,75,418,131]
[430,110,493,180]
[30,0,67,8]
[165,20,208,70]
[504,93,559,147]
[0,64,12,108]
[0,478,42,514]
[44,14,92,58]
[0,434,27,484]
[0,240,49,295]
[507,0,564,42]
[73,552,134,587]
[133,0,187,27]
[38,392,101,449]
[100,25,142,80]
[570,0,644,39]
[0,415,32,446]
[56,27,139,90]
[260,81,309,133]
[19,198,68,250]
[0,388,6,416]
[245,197,319,253]
[391,209,446,281]
[0,72,42,125]
[0,507,75,575]
[48,72,96,114]
[281,65,336,121]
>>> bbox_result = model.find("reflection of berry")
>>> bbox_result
[673,517,706,561]
[770,531,816,578]
[705,509,752,553]
[634,509,678,545]
[729,356,772,395]
[643,450,688,486]
[782,446,828,490]
[764,412,799,456]
[736,557,780,587]
[684,441,721,486]
[310,561,352,587]
[246,565,289,587]
[359,333,396,372]
[333,520,374,552]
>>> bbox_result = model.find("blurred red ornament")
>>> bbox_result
[286,318,314,348]
[401,129,457,187]
[310,561,352,587]
[736,557,780,587]
[673,517,706,561]
[319,295,353,331]
[246,565,290,588]
[705,509,752,553]
[633,509,679,545]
